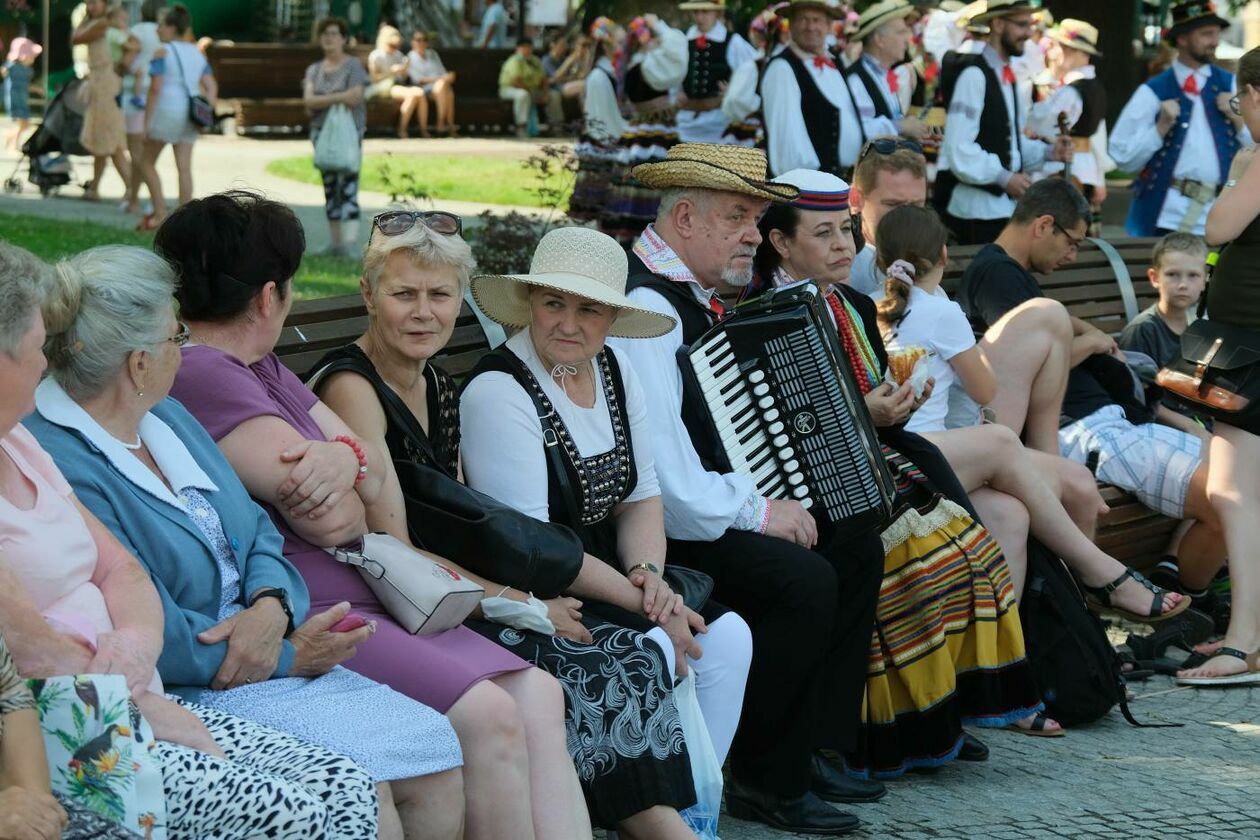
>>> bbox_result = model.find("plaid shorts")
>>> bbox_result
[1058,405,1202,519]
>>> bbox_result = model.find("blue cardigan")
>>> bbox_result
[26,394,311,701]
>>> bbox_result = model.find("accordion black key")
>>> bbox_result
[681,282,895,534]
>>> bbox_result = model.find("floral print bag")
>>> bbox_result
[28,674,167,839]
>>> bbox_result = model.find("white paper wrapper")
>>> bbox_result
[885,352,932,400]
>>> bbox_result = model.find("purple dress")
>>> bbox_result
[171,346,528,712]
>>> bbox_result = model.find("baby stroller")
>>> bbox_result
[3,78,89,197]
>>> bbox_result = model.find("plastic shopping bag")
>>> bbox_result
[313,104,361,174]
[675,671,723,840]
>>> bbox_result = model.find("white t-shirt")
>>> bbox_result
[872,284,975,434]
[459,329,660,523]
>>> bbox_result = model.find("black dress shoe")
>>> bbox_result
[810,753,888,802]
[957,732,989,762]
[725,779,860,836]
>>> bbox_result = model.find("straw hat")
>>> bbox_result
[678,0,725,10]
[853,0,918,42]
[781,0,845,20]
[1047,19,1102,57]
[632,143,800,202]
[470,228,677,340]
[1165,1,1230,44]
[970,0,1043,25]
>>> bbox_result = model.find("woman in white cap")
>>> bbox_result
[310,217,753,839]
[750,167,1056,777]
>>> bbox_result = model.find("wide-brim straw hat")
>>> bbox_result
[678,0,725,10]
[1048,19,1102,57]
[1164,1,1230,44]
[633,143,800,203]
[854,0,918,41]
[971,0,1043,25]
[470,227,676,340]
[781,0,846,20]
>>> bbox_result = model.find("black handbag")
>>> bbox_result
[1155,252,1260,431]
[497,349,716,612]
[313,355,585,599]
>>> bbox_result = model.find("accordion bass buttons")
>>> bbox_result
[768,421,785,435]
[773,434,790,448]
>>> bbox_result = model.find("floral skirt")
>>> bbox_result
[845,452,1042,779]
[467,616,695,828]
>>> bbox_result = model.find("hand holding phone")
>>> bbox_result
[329,613,369,633]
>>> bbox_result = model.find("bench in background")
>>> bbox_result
[275,236,1177,570]
[208,43,576,136]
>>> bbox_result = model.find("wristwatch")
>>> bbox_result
[626,562,660,576]
[249,587,295,636]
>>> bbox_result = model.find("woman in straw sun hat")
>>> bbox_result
[461,225,755,837]
[309,217,751,838]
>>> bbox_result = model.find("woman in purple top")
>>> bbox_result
[159,191,593,840]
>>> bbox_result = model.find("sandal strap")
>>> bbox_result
[1083,568,1136,606]
[1128,569,1170,618]
[1216,647,1252,662]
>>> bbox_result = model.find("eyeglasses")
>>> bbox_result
[858,137,924,163]
[371,210,463,240]
[1052,220,1085,250]
[166,321,191,347]
[1230,94,1241,116]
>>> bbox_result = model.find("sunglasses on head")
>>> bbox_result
[371,210,463,240]
[858,137,924,163]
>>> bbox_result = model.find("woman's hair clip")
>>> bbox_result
[887,259,917,287]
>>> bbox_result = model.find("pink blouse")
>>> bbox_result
[0,424,159,691]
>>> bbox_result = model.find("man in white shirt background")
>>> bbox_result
[845,0,930,145]
[761,0,865,178]
[934,0,1072,245]
[676,0,758,144]
[1111,0,1249,237]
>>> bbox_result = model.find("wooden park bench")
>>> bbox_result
[274,235,1178,569]
[207,43,575,136]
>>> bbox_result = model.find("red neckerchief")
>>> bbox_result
[1183,74,1199,95]
[813,54,837,71]
[697,33,709,49]
[886,67,899,93]
[1001,65,1016,85]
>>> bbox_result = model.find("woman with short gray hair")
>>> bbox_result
[26,243,474,839]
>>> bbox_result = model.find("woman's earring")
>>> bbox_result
[136,389,145,398]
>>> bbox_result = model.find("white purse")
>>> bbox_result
[328,533,483,635]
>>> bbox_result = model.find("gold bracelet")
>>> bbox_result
[626,562,659,576]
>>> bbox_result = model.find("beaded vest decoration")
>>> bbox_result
[514,351,632,525]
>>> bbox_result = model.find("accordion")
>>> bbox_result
[681,282,896,535]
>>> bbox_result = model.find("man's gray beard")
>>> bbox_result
[721,263,754,287]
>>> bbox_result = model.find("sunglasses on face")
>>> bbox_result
[858,137,924,163]
[371,210,464,240]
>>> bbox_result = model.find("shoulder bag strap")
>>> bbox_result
[491,347,595,546]
[166,43,198,99]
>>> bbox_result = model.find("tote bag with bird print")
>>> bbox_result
[27,673,167,840]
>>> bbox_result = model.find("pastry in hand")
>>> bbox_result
[888,346,928,387]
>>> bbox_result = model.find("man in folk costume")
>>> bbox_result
[1027,19,1113,236]
[611,143,889,836]
[677,0,759,143]
[1111,1,1249,237]
[846,0,931,143]
[761,0,866,178]
[935,0,1074,245]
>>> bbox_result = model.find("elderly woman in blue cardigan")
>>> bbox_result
[25,244,470,840]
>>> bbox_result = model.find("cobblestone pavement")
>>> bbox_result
[713,677,1260,839]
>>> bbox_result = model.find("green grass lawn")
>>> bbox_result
[1,212,362,298]
[266,153,571,209]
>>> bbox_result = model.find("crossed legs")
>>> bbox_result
[978,298,1073,455]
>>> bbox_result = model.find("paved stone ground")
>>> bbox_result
[4,120,1251,840]
[716,677,1260,839]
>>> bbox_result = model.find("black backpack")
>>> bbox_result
[1018,540,1166,727]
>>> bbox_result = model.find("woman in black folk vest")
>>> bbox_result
[601,15,689,246]
[309,215,753,838]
